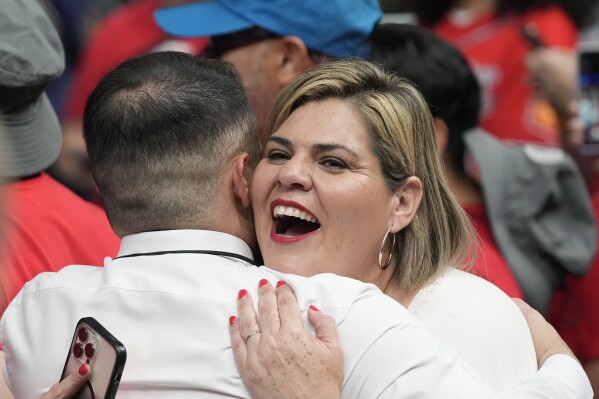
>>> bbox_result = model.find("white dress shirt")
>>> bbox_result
[0,230,592,398]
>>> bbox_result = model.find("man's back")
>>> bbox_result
[2,230,484,398]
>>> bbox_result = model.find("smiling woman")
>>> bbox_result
[234,58,543,395]
[252,98,415,285]
[253,59,474,294]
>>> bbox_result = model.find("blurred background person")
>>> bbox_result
[527,43,599,393]
[154,0,382,143]
[410,0,597,145]
[0,0,120,321]
[0,126,10,399]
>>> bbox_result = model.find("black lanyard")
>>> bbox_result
[115,250,257,266]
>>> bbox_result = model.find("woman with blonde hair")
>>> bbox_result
[230,58,545,395]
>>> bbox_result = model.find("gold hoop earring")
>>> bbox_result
[378,229,396,270]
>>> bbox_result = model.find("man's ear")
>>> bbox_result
[433,117,449,155]
[231,152,252,209]
[389,176,423,234]
[276,36,316,86]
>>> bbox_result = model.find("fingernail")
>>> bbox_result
[229,315,237,326]
[238,289,247,300]
[258,279,269,288]
[276,280,287,288]
[309,304,320,312]
[78,363,89,376]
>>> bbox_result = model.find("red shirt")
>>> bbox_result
[0,174,120,320]
[463,203,524,299]
[433,5,577,145]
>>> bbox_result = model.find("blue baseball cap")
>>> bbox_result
[154,0,381,59]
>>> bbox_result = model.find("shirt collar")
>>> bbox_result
[117,229,255,262]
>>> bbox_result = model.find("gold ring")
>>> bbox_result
[245,330,261,343]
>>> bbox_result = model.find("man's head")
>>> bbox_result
[0,0,65,178]
[84,52,261,242]
[154,0,382,142]
[370,23,481,176]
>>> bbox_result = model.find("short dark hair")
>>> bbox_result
[83,51,260,236]
[370,23,481,175]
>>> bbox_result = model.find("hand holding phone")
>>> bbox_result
[43,364,90,399]
[60,318,126,399]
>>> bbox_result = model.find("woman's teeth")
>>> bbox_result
[272,205,318,223]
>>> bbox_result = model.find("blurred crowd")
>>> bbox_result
[2,0,599,396]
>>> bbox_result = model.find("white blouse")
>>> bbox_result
[409,268,538,394]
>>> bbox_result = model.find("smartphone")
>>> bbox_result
[578,41,599,155]
[60,317,127,399]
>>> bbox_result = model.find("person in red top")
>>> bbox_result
[462,203,523,297]
[51,0,209,203]
[526,46,599,392]
[0,174,120,316]
[0,0,120,326]
[413,0,595,145]
[370,23,524,298]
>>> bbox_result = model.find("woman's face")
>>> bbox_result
[251,98,400,282]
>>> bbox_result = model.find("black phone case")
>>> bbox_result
[60,317,127,399]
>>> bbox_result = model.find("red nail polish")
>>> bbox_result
[238,289,247,300]
[229,315,237,326]
[276,280,287,288]
[309,304,320,312]
[258,279,268,288]
[78,363,88,376]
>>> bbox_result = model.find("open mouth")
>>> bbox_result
[272,205,321,237]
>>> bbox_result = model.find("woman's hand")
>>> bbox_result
[42,363,90,399]
[229,280,343,399]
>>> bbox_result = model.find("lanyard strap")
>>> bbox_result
[115,250,257,266]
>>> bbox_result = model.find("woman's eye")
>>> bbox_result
[320,158,347,170]
[266,150,290,162]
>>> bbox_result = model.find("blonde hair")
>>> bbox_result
[268,59,476,292]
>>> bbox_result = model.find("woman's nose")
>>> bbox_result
[276,157,312,191]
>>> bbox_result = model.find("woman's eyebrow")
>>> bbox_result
[268,136,358,157]
[267,136,292,149]
[314,143,358,157]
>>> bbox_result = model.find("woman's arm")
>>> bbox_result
[230,286,592,399]
[503,299,593,398]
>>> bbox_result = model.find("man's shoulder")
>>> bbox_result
[262,267,415,324]
[264,267,378,298]
[12,264,103,301]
